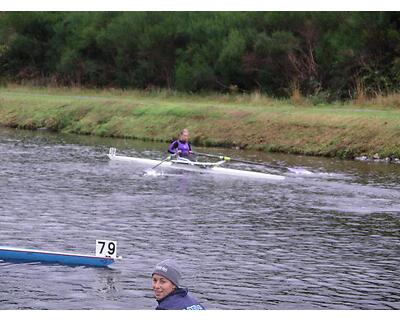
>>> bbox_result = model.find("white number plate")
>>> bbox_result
[96,240,117,259]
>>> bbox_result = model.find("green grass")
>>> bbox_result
[1,85,400,159]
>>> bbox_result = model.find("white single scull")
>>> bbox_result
[107,148,285,180]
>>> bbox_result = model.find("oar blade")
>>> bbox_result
[144,168,164,177]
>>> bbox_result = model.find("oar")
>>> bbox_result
[151,154,174,170]
[193,152,282,169]
[193,151,311,173]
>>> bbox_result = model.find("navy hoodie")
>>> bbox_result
[156,288,205,310]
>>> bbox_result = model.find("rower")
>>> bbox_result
[152,259,205,310]
[168,128,194,160]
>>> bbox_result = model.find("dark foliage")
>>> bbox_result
[1,12,399,99]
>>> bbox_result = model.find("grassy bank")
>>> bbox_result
[1,85,400,159]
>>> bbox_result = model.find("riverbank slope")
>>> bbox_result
[1,86,399,159]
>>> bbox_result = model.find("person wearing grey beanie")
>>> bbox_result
[151,259,205,310]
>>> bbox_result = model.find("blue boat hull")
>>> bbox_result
[0,247,115,267]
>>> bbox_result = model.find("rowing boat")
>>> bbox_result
[107,148,285,180]
[0,246,121,267]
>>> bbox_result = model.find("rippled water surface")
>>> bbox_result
[0,127,399,310]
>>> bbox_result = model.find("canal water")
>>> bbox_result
[0,127,399,309]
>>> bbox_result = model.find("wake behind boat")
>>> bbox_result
[107,148,285,180]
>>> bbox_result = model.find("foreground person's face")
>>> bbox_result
[152,273,176,300]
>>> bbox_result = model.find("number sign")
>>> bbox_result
[96,240,117,259]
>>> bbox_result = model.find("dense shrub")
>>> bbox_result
[1,12,399,99]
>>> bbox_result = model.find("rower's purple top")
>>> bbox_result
[168,140,192,156]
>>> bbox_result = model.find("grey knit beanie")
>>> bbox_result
[152,259,182,288]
